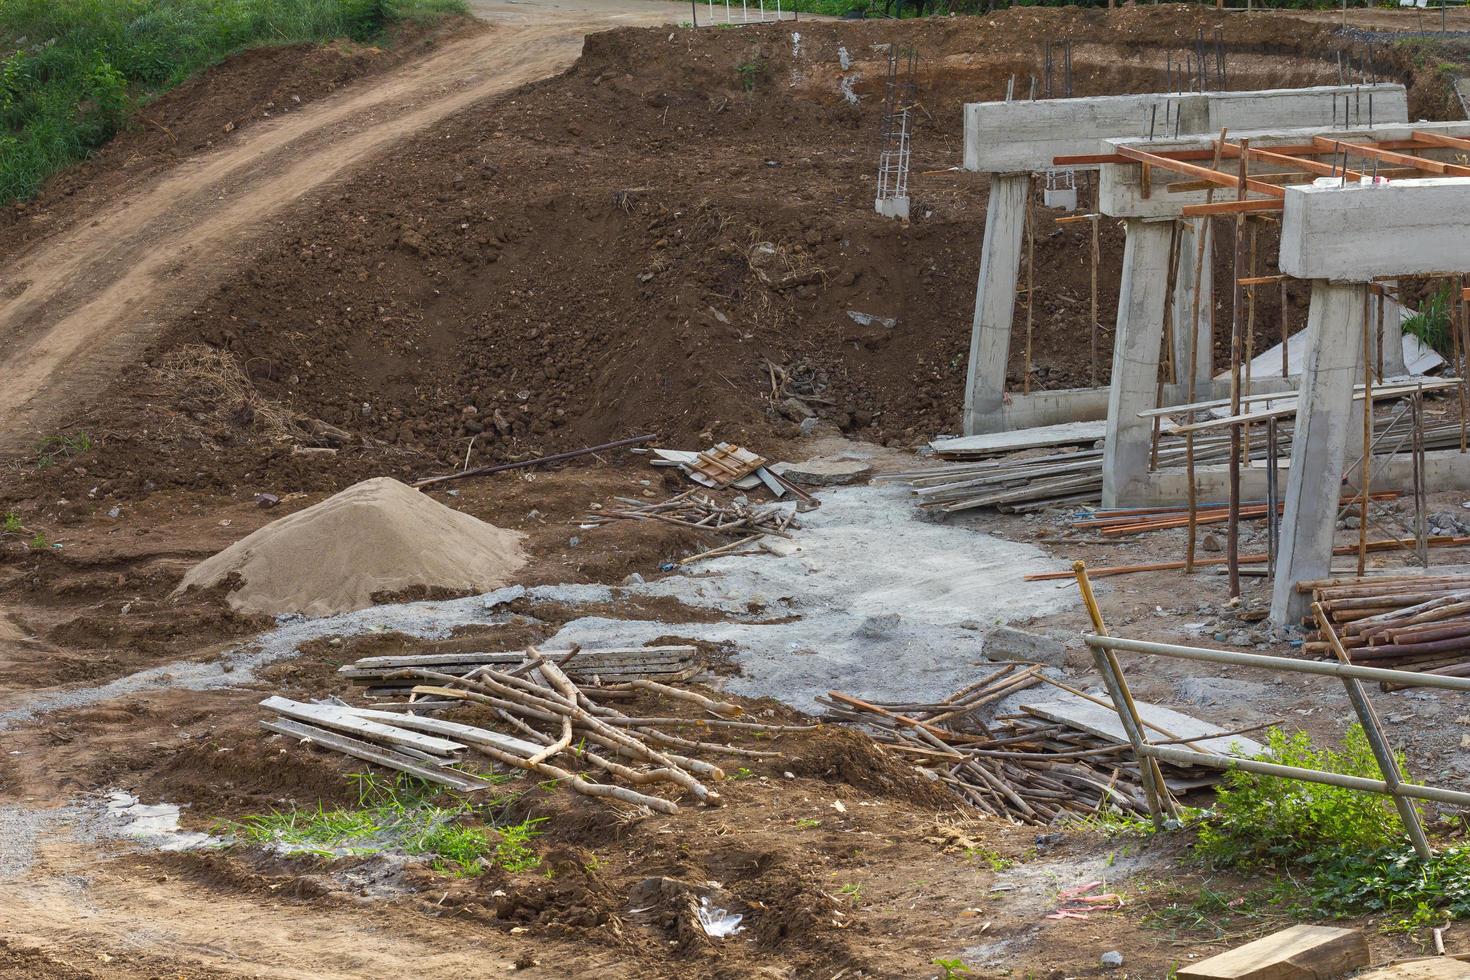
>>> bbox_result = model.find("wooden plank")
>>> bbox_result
[1177,924,1368,980]
[1356,960,1470,980]
[343,707,543,758]
[1020,692,1266,759]
[345,646,697,670]
[259,719,494,792]
[261,696,464,756]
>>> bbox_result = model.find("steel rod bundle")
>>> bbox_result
[266,646,814,814]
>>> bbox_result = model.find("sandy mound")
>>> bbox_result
[176,477,526,617]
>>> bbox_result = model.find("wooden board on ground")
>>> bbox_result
[1356,960,1470,980]
[1020,691,1266,759]
[1177,924,1368,980]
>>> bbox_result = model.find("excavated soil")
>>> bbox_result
[3,9,1469,978]
[4,6,1464,515]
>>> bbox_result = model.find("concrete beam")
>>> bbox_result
[1100,121,1470,220]
[1102,219,1175,507]
[963,85,1406,175]
[967,376,1297,433]
[963,173,1028,435]
[1279,178,1470,281]
[1270,280,1368,626]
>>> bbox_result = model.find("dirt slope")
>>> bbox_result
[0,2,689,455]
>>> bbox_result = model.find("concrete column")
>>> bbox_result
[1101,219,1176,508]
[1270,280,1369,627]
[962,173,1029,436]
[1171,218,1213,386]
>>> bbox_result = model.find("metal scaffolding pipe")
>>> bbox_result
[1141,743,1470,809]
[1084,633,1470,693]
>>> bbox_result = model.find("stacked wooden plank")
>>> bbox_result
[884,434,1239,514]
[1304,574,1470,677]
[340,645,700,699]
[266,647,813,814]
[819,669,1263,824]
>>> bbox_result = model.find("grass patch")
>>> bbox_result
[0,0,468,204]
[228,771,543,878]
[1402,284,1455,357]
[33,431,91,469]
[1189,726,1470,933]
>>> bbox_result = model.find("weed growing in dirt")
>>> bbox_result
[33,432,92,469]
[1190,726,1470,932]
[0,0,468,203]
[796,817,822,830]
[735,57,764,92]
[962,846,1012,872]
[932,958,972,979]
[229,771,539,877]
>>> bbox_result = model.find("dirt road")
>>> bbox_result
[0,0,690,454]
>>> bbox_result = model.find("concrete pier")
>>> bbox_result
[1101,219,1174,508]
[962,173,1028,434]
[1269,280,1368,626]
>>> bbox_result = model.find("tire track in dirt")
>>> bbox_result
[0,9,648,453]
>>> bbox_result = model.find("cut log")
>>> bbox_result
[1177,924,1368,980]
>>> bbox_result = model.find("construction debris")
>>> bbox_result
[581,488,800,565]
[819,668,1260,824]
[266,645,815,814]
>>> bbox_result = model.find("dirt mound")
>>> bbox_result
[175,477,526,616]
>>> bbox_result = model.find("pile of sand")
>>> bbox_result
[176,477,526,617]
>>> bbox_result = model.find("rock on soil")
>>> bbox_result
[174,477,525,617]
[982,626,1067,667]
[772,458,873,487]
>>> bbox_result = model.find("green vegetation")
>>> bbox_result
[735,56,764,92]
[1402,284,1455,357]
[795,816,822,830]
[229,772,543,878]
[932,958,972,980]
[2,511,21,534]
[34,431,91,469]
[0,0,467,204]
[1187,727,1470,932]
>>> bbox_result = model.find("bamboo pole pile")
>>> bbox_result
[1302,574,1470,677]
[816,667,1233,824]
[266,647,815,814]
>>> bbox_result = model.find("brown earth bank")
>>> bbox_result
[4,9,1470,978]
[3,6,1464,515]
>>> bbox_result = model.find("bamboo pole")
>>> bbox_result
[1187,130,1229,573]
[1090,214,1101,388]
[1023,173,1036,396]
[1227,139,1249,598]
[1360,289,1373,577]
[1073,561,1174,826]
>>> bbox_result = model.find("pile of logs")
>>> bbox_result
[581,488,800,564]
[820,666,1254,824]
[1304,574,1470,678]
[264,645,814,814]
